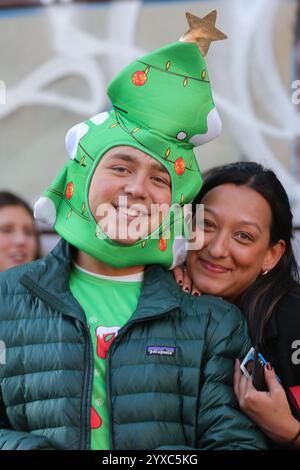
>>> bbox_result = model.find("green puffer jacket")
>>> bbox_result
[0,240,267,450]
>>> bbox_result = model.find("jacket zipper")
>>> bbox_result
[106,307,179,450]
[80,323,93,450]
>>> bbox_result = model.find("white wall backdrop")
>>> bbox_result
[0,0,299,252]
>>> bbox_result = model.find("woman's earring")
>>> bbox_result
[261,269,268,276]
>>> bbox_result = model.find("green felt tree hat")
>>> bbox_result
[35,12,226,269]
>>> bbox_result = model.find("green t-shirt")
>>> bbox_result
[69,263,143,450]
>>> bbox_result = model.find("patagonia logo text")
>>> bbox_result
[147,346,176,357]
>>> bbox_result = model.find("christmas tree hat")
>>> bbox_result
[35,11,227,269]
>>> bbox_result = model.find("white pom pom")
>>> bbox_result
[65,122,89,160]
[34,197,57,227]
[90,112,109,126]
[189,107,222,146]
[169,236,187,270]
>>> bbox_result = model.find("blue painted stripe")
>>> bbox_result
[0,7,42,19]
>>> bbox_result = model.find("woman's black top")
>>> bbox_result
[263,282,300,417]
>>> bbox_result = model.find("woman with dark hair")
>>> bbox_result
[174,161,300,448]
[0,191,40,272]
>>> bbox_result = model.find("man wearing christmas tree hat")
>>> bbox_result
[0,11,267,450]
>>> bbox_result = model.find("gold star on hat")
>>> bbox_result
[180,10,227,56]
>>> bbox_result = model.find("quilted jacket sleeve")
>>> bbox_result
[0,389,55,450]
[0,430,55,450]
[195,303,268,450]
[158,302,269,451]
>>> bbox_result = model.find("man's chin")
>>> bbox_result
[99,221,154,244]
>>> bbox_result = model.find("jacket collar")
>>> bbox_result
[130,264,180,322]
[20,239,181,324]
[20,239,86,323]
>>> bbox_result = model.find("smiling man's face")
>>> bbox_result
[88,146,172,244]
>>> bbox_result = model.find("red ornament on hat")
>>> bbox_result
[174,158,186,176]
[132,71,148,86]
[65,182,74,200]
[159,237,167,252]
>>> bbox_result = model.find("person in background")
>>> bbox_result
[0,191,40,272]
[174,161,300,449]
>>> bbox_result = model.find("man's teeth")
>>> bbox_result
[119,207,144,217]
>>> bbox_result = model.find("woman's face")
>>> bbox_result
[0,205,38,272]
[187,184,284,302]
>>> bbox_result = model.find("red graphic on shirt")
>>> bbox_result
[96,326,121,359]
[91,406,102,429]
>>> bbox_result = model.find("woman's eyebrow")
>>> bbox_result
[238,221,262,233]
[204,207,262,232]
[0,222,13,227]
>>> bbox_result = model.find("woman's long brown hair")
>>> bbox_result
[193,162,299,345]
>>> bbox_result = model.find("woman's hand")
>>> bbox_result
[172,265,201,296]
[234,359,300,447]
